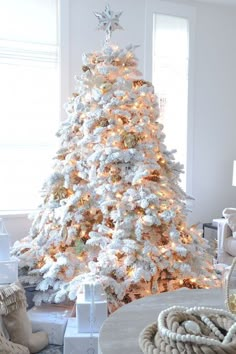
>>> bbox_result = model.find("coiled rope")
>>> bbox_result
[139,306,236,354]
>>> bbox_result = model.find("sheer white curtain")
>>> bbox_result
[153,14,189,190]
[0,0,59,211]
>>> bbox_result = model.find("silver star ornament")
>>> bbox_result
[94,4,123,41]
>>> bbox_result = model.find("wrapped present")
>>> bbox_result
[0,260,18,284]
[76,294,107,333]
[64,318,98,354]
[0,219,10,261]
[84,283,106,302]
[27,304,73,345]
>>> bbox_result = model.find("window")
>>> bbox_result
[0,0,59,211]
[144,0,195,195]
[153,14,189,190]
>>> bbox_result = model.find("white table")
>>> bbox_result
[99,288,224,354]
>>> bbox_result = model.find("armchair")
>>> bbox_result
[216,209,236,265]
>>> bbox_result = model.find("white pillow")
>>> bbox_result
[223,208,236,238]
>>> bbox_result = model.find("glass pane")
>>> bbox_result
[153,14,189,190]
[0,62,59,146]
[0,146,55,210]
[0,0,58,45]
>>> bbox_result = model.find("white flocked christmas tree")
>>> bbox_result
[12,5,217,310]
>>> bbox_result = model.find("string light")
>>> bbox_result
[128,269,134,277]
[11,9,219,308]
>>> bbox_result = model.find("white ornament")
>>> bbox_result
[140,199,149,209]
[142,215,155,226]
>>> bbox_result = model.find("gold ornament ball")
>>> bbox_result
[132,80,152,88]
[82,65,90,72]
[122,132,138,149]
[99,118,109,127]
[111,175,121,183]
[111,59,121,66]
[53,186,68,201]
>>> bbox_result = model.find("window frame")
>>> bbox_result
[144,0,196,197]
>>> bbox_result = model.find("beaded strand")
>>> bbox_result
[157,305,236,347]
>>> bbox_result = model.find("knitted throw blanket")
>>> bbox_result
[139,306,236,354]
[0,282,27,315]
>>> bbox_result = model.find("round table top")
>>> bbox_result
[99,288,224,354]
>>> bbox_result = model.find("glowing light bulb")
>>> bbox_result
[128,269,134,277]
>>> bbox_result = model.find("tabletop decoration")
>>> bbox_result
[223,258,236,314]
[139,305,236,353]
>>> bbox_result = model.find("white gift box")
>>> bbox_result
[0,233,10,261]
[0,219,10,262]
[0,260,18,284]
[84,283,106,302]
[64,318,98,354]
[76,295,107,333]
[27,304,73,345]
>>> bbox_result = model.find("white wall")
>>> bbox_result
[188,1,236,223]
[3,0,236,241]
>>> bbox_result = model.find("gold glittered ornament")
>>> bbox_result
[111,59,121,66]
[145,170,161,182]
[122,132,138,149]
[134,206,145,215]
[79,195,90,206]
[111,174,121,183]
[158,157,166,166]
[53,186,68,201]
[98,117,109,127]
[117,115,128,124]
[91,55,104,65]
[82,65,90,72]
[105,218,114,228]
[132,80,152,88]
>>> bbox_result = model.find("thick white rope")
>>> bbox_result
[139,306,236,354]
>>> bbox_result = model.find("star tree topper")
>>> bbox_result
[94,4,123,42]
